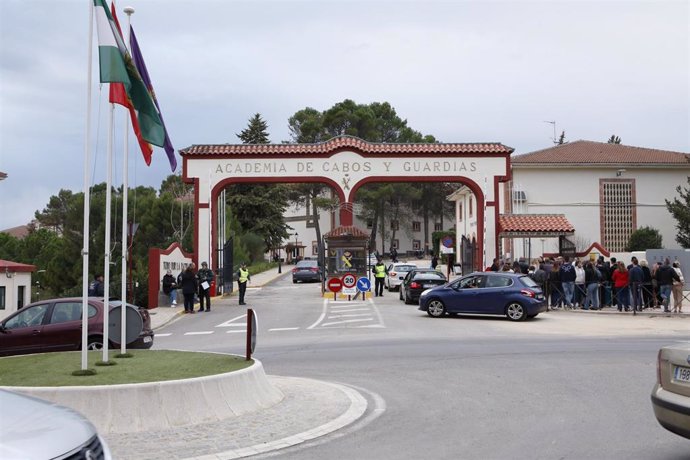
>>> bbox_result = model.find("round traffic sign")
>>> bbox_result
[327,277,343,292]
[356,277,371,292]
[341,273,357,288]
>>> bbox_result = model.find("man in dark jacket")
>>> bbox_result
[162,270,177,306]
[656,259,681,312]
[88,274,104,297]
[196,261,214,312]
[180,263,198,314]
[628,258,644,312]
[559,257,576,308]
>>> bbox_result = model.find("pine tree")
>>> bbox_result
[237,114,270,144]
[607,135,622,144]
[665,177,690,248]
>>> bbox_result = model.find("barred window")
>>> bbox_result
[434,222,443,231]
[391,220,399,231]
[391,239,399,249]
[412,221,421,232]
[412,239,421,250]
[600,179,636,252]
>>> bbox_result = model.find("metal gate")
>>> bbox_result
[461,235,476,275]
[559,235,576,261]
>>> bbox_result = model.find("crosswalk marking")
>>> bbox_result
[215,314,247,327]
[321,318,374,327]
[184,331,214,335]
[156,333,172,337]
[269,327,300,331]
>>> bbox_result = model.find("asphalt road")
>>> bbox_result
[154,275,690,459]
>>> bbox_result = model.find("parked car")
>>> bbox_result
[399,269,448,304]
[292,259,323,283]
[651,342,690,439]
[385,263,418,291]
[0,297,154,357]
[418,271,547,321]
[0,389,112,460]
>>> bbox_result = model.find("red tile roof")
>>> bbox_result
[0,259,36,273]
[498,214,574,235]
[512,140,689,165]
[180,135,514,156]
[323,225,371,239]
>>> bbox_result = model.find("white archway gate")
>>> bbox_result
[180,136,513,272]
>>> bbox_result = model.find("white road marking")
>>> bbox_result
[329,308,370,313]
[226,330,246,334]
[369,297,386,328]
[184,331,214,335]
[216,314,247,327]
[307,298,329,329]
[155,333,172,337]
[269,327,300,331]
[321,318,374,327]
[328,313,372,319]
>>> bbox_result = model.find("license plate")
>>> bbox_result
[143,336,153,343]
[423,284,436,288]
[674,365,690,383]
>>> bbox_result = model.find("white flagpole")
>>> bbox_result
[122,5,135,354]
[81,0,95,371]
[102,101,114,363]
[483,176,488,271]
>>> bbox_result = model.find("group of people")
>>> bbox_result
[161,261,251,313]
[489,255,685,313]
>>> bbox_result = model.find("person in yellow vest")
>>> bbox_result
[373,257,387,297]
[237,262,251,305]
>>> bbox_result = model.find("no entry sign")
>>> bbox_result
[327,277,343,292]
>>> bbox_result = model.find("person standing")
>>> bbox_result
[549,261,562,308]
[639,259,653,309]
[559,257,576,309]
[583,261,599,310]
[671,261,685,313]
[237,262,250,306]
[373,258,387,297]
[197,261,214,312]
[162,270,178,306]
[88,274,104,297]
[628,258,644,312]
[611,262,630,311]
[390,247,398,263]
[656,259,680,312]
[180,263,198,314]
[431,254,439,270]
[574,260,586,308]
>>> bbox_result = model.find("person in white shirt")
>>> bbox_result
[672,261,685,313]
[574,260,586,307]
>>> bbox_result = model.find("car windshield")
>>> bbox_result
[395,265,416,272]
[296,261,318,268]
[519,276,539,288]
[412,272,446,281]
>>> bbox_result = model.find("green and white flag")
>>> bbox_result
[93,0,165,147]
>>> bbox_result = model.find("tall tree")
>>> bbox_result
[227,114,291,251]
[607,135,622,144]
[557,130,567,145]
[665,177,690,248]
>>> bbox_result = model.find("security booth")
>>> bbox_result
[323,226,371,285]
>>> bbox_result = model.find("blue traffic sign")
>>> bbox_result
[356,277,371,292]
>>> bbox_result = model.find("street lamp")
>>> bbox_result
[294,232,299,263]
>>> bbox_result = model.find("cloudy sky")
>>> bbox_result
[1,0,688,230]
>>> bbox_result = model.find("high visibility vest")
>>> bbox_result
[239,268,249,283]
[374,264,386,278]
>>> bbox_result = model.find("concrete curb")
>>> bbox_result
[5,358,283,435]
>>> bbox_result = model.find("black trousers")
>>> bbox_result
[198,287,211,310]
[375,277,385,296]
[238,281,247,304]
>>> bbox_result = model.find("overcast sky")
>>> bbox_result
[1,0,688,230]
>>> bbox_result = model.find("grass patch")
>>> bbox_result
[0,350,252,387]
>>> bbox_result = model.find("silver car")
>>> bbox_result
[651,342,690,439]
[0,389,112,459]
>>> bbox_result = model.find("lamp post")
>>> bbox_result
[294,232,299,263]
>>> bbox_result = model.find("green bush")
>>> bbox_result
[626,226,663,251]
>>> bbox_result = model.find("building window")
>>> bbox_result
[366,220,373,229]
[412,239,421,250]
[391,239,399,249]
[600,179,636,252]
[434,222,443,231]
[391,220,399,231]
[17,286,25,309]
[0,286,5,310]
[469,196,473,218]
[312,241,318,256]
[412,221,421,232]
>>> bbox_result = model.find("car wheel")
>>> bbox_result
[506,302,527,321]
[87,336,104,350]
[426,299,446,317]
[399,290,403,301]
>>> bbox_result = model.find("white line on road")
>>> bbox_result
[184,331,214,335]
[226,330,246,334]
[328,313,372,319]
[155,333,172,337]
[307,298,329,329]
[370,297,386,328]
[327,308,370,313]
[269,327,300,331]
[321,318,374,327]
[216,314,247,327]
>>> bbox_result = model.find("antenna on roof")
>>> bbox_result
[543,120,557,144]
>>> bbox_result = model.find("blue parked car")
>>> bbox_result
[418,271,547,321]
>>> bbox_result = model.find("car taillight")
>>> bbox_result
[389,271,397,277]
[292,268,298,273]
[410,282,421,289]
[520,289,535,298]
[310,267,318,272]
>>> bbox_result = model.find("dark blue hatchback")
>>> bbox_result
[418,271,547,321]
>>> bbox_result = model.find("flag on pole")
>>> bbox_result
[129,26,177,172]
[93,0,165,148]
[107,2,153,165]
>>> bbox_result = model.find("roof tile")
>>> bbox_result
[498,214,574,234]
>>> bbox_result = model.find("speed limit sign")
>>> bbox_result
[341,273,357,289]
